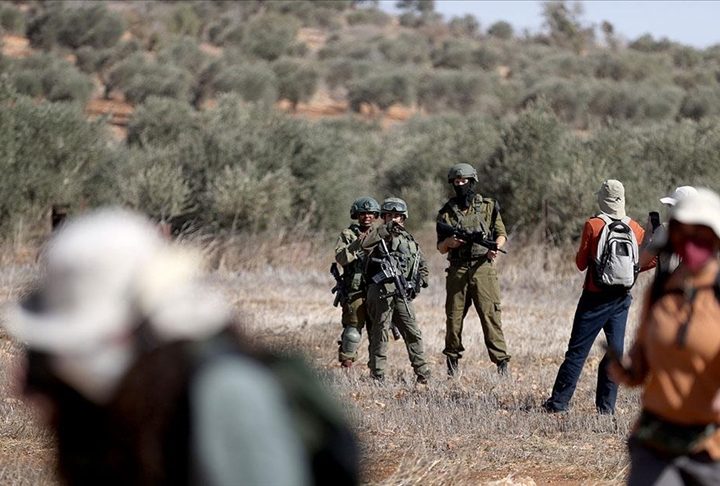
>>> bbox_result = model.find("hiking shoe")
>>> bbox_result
[340,359,353,368]
[446,356,459,377]
[497,361,509,376]
[371,373,385,383]
[541,400,566,414]
[416,375,429,385]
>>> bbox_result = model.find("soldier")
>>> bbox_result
[361,198,430,384]
[334,197,380,367]
[437,163,510,377]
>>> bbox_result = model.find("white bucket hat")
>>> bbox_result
[660,186,698,207]
[3,208,230,402]
[596,179,626,219]
[670,188,720,240]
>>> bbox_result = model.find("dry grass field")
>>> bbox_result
[0,230,652,485]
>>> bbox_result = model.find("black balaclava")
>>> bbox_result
[454,180,477,208]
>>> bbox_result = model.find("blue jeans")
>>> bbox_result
[546,290,632,413]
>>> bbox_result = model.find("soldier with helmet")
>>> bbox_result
[360,198,431,384]
[437,163,511,377]
[334,196,380,367]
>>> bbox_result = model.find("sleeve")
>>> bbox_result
[491,202,507,238]
[575,220,594,272]
[191,357,311,486]
[633,222,657,272]
[360,221,389,251]
[436,208,452,244]
[334,230,362,267]
[417,248,429,286]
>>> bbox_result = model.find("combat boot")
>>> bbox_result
[341,359,353,368]
[497,360,509,376]
[446,356,459,377]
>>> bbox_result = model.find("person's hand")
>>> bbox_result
[445,236,464,249]
[712,389,720,416]
[487,250,498,261]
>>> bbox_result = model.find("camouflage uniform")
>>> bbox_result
[335,223,371,363]
[362,220,430,382]
[437,193,511,368]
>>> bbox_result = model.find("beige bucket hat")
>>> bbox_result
[596,179,626,219]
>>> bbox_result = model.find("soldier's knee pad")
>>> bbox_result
[341,326,362,354]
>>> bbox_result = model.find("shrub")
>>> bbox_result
[0,4,25,34]
[272,58,319,109]
[106,53,194,104]
[165,3,202,38]
[157,36,208,72]
[324,58,374,90]
[678,86,720,120]
[210,63,279,106]
[522,77,592,126]
[587,81,683,122]
[472,43,502,70]
[346,8,391,27]
[487,21,513,40]
[27,4,124,50]
[347,70,415,112]
[378,33,431,64]
[116,146,194,222]
[0,89,115,233]
[628,33,673,53]
[207,17,244,46]
[241,13,300,61]
[127,97,201,148]
[431,39,475,69]
[417,70,502,115]
[590,51,671,82]
[448,14,479,37]
[9,54,94,104]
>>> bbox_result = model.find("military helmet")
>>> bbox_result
[350,196,380,219]
[447,163,478,183]
[381,197,408,219]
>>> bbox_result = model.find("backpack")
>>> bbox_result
[592,214,639,290]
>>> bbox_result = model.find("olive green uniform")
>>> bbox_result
[361,222,430,380]
[437,194,511,365]
[335,224,371,363]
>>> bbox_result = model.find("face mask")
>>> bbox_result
[454,180,476,207]
[678,239,716,273]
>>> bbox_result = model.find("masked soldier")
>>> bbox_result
[437,163,510,377]
[361,198,430,384]
[335,197,380,367]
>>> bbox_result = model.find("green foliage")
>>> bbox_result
[0,3,25,34]
[448,14,479,38]
[378,33,430,64]
[8,54,94,104]
[487,21,513,40]
[628,34,673,53]
[241,13,300,61]
[166,3,203,38]
[127,97,201,148]
[346,8,391,26]
[541,1,594,53]
[679,86,720,120]
[156,36,208,72]
[347,69,415,111]
[209,62,279,106]
[431,39,475,69]
[106,53,194,104]
[27,4,124,50]
[324,58,374,90]
[0,90,114,232]
[272,58,319,108]
[417,70,502,115]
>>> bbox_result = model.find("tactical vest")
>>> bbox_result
[365,229,421,284]
[342,224,367,293]
[441,196,498,263]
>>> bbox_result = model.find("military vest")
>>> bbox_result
[342,224,367,293]
[439,195,498,263]
[366,228,421,284]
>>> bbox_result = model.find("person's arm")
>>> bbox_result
[575,220,593,271]
[634,223,657,272]
[487,209,507,260]
[334,231,361,266]
[191,357,311,486]
[436,212,463,255]
[417,249,429,287]
[609,289,651,387]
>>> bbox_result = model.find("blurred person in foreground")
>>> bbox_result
[4,208,358,486]
[334,197,380,368]
[543,179,655,414]
[361,198,430,384]
[611,189,720,486]
[640,186,699,275]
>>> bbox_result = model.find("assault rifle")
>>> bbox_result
[436,221,507,254]
[330,263,348,307]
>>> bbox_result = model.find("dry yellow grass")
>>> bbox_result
[0,230,651,484]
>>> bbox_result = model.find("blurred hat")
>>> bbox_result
[670,188,720,240]
[3,208,230,402]
[660,186,698,206]
[596,179,626,219]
